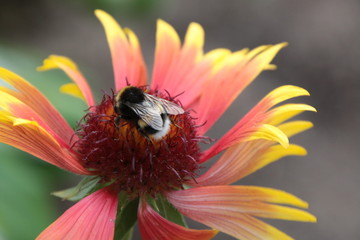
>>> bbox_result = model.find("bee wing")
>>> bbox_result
[127,101,164,130]
[144,93,185,115]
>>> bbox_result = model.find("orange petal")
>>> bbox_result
[0,67,76,144]
[0,112,89,175]
[37,188,118,240]
[95,10,147,90]
[0,91,68,145]
[151,20,211,107]
[151,19,180,89]
[196,142,306,186]
[195,119,313,186]
[167,186,316,240]
[200,85,313,163]
[37,55,95,107]
[138,199,218,240]
[193,43,288,135]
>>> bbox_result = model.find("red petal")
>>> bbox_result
[37,188,118,240]
[138,199,218,240]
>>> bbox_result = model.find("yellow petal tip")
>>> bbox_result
[94,9,107,18]
[59,83,86,102]
[13,118,39,127]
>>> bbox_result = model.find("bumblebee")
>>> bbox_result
[114,86,184,139]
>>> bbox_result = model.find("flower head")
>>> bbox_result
[0,10,316,240]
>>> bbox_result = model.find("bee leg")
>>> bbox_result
[114,116,122,130]
[137,127,154,143]
[170,116,182,129]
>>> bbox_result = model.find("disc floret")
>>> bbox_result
[76,89,201,196]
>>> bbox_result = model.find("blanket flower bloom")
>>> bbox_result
[0,10,316,240]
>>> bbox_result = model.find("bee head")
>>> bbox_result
[118,86,145,104]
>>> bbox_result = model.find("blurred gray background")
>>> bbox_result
[0,0,359,239]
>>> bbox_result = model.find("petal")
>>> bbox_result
[60,83,87,102]
[200,85,313,163]
[278,120,314,138]
[37,188,118,240]
[138,199,218,240]
[151,20,213,107]
[95,9,147,90]
[176,48,231,107]
[0,112,89,175]
[193,43,288,135]
[196,142,306,186]
[0,90,67,145]
[0,68,76,144]
[247,124,289,148]
[37,55,95,106]
[196,120,312,186]
[267,103,317,126]
[151,19,181,90]
[151,20,204,90]
[247,144,307,176]
[167,186,316,240]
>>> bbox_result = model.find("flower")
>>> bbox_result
[0,9,316,240]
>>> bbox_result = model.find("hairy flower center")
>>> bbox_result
[75,89,201,196]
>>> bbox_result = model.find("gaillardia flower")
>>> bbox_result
[0,10,316,240]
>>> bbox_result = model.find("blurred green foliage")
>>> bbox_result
[0,45,91,239]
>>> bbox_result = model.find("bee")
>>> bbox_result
[114,86,184,140]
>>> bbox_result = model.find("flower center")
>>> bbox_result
[75,88,201,196]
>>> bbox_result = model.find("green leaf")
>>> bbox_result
[156,195,188,227]
[51,176,100,201]
[119,226,134,240]
[0,145,59,240]
[114,197,139,240]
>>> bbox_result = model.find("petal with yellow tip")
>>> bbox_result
[0,67,76,143]
[267,103,316,126]
[193,43,288,135]
[95,9,147,90]
[0,91,63,142]
[278,120,314,138]
[37,55,94,106]
[0,115,89,175]
[265,85,310,107]
[151,19,181,90]
[247,124,289,148]
[60,83,86,102]
[197,141,308,186]
[184,22,204,52]
[167,185,315,240]
[151,20,208,104]
[245,144,307,177]
[200,84,313,163]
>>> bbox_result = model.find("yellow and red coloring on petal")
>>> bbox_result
[0,9,316,240]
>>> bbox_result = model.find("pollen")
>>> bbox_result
[75,89,201,196]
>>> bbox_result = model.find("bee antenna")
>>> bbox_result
[125,77,130,86]
[164,90,185,101]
